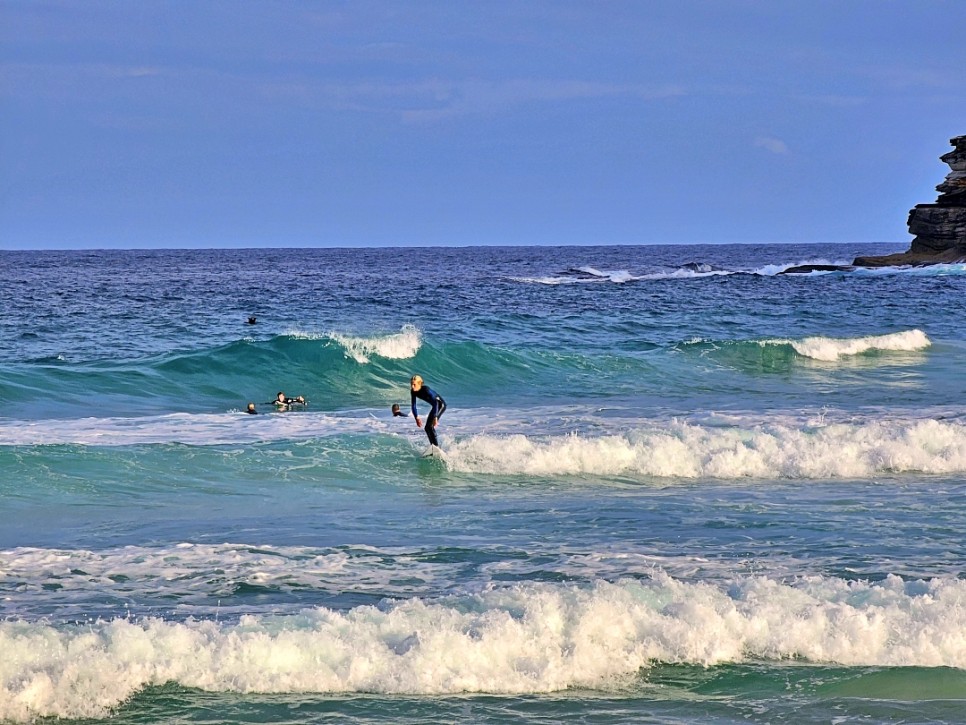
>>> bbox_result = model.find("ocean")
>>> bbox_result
[1,243,965,724]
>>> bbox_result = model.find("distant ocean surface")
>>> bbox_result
[2,243,965,724]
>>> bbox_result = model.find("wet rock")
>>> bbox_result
[779,264,854,275]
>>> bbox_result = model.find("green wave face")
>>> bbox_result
[0,326,946,422]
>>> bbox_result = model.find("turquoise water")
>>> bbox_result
[1,244,966,723]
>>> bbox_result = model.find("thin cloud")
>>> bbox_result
[253,76,687,122]
[754,136,789,155]
[793,93,868,108]
[397,78,687,122]
[2,59,685,124]
[0,62,164,99]
[859,64,956,91]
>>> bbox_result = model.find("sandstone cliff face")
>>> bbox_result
[908,134,966,255]
[936,136,966,203]
[854,135,966,267]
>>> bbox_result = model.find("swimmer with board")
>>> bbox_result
[269,392,306,411]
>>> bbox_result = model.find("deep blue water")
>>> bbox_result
[1,243,965,723]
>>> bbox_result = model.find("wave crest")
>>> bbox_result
[329,324,422,363]
[777,329,931,362]
[443,418,966,479]
[3,574,965,720]
[291,324,422,363]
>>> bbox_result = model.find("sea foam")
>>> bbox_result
[771,329,931,362]
[2,574,965,721]
[329,324,422,363]
[2,414,964,481]
[0,543,801,615]
[0,411,363,446]
[288,324,421,363]
[444,418,966,479]
[0,543,455,606]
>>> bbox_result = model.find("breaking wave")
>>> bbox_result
[297,324,422,363]
[2,574,965,721]
[770,329,931,362]
[442,417,966,479]
[2,412,964,481]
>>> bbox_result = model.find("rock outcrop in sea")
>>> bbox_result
[854,134,966,267]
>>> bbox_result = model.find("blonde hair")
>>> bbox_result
[411,375,423,387]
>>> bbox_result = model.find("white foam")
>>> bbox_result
[753,258,854,276]
[0,411,382,446]
[576,266,635,283]
[637,268,731,280]
[285,324,421,363]
[855,263,966,277]
[509,272,634,285]
[511,267,728,284]
[2,574,965,720]
[510,260,966,285]
[328,324,422,363]
[0,543,458,602]
[443,418,966,479]
[769,329,931,362]
[0,543,786,613]
[3,412,964,480]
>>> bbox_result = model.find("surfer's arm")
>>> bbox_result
[411,391,421,426]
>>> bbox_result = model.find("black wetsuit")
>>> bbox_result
[274,397,305,411]
[411,385,446,447]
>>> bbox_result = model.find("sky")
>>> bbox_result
[1,0,965,250]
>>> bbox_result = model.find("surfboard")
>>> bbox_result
[422,445,447,460]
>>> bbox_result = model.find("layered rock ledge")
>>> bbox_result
[854,134,966,267]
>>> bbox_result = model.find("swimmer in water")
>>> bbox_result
[272,392,306,410]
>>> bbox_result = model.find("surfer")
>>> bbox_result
[246,402,258,414]
[410,374,446,448]
[272,392,306,410]
[391,403,407,417]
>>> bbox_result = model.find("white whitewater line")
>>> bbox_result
[443,418,966,478]
[766,329,931,362]
[287,324,422,363]
[0,543,801,604]
[0,543,449,599]
[2,412,965,480]
[329,324,422,363]
[0,412,385,446]
[2,574,965,720]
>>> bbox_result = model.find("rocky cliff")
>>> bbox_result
[854,134,966,267]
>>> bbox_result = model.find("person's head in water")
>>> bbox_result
[392,403,405,417]
[276,392,286,403]
[247,317,257,325]
[410,374,423,392]
[247,402,257,414]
